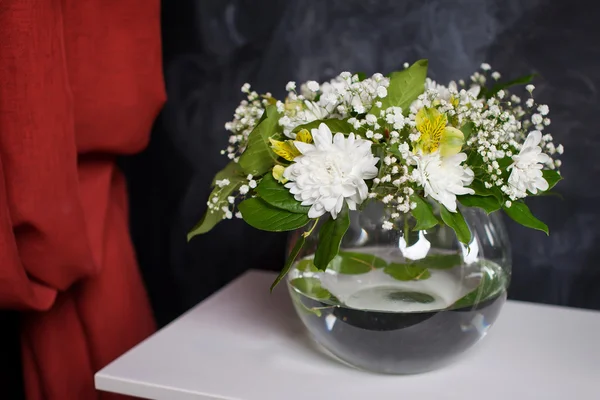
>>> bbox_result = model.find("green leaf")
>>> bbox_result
[503,201,549,235]
[469,179,494,196]
[355,72,367,81]
[387,291,435,304]
[313,208,351,270]
[290,277,332,300]
[487,73,538,98]
[238,105,280,176]
[211,161,244,186]
[412,253,463,270]
[460,121,475,141]
[440,206,472,244]
[293,118,354,134]
[411,195,438,230]
[384,263,431,281]
[255,173,309,214]
[377,59,428,114]
[452,262,505,309]
[270,235,306,292]
[238,197,310,232]
[188,165,244,240]
[328,251,387,274]
[542,169,562,191]
[457,195,501,214]
[295,258,319,272]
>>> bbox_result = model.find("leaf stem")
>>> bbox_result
[303,217,320,238]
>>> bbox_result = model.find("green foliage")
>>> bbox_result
[411,195,439,230]
[238,105,281,176]
[211,161,243,186]
[270,235,306,292]
[313,208,351,270]
[375,59,428,115]
[255,174,309,214]
[188,164,244,241]
[503,201,549,235]
[486,73,538,98]
[458,195,501,214]
[295,258,319,273]
[460,121,475,141]
[452,262,506,309]
[440,205,472,245]
[542,170,562,191]
[384,263,431,281]
[238,197,310,232]
[290,277,333,300]
[327,252,387,274]
[293,118,354,135]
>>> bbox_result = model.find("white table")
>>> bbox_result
[95,270,600,400]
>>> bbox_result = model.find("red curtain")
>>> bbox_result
[0,0,165,398]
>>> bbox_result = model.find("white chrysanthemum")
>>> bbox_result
[283,123,379,219]
[507,130,552,199]
[412,152,475,212]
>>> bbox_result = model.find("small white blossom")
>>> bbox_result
[526,84,535,93]
[491,71,501,80]
[382,221,394,230]
[215,179,230,188]
[525,98,534,108]
[375,101,382,108]
[373,133,383,140]
[531,114,543,125]
[306,81,320,92]
[249,180,257,189]
[239,185,250,195]
[228,196,235,204]
[480,63,491,71]
[403,62,409,69]
[285,81,296,92]
[365,114,378,125]
[235,211,243,219]
[538,104,549,115]
[505,200,512,208]
[556,144,564,154]
[377,86,388,98]
[241,83,251,93]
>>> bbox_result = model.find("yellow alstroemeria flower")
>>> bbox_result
[269,129,313,161]
[414,107,464,157]
[295,128,313,144]
[272,165,288,183]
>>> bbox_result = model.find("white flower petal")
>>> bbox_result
[282,124,378,219]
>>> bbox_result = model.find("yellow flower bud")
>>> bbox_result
[272,165,288,183]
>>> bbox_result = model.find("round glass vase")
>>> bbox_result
[286,202,511,374]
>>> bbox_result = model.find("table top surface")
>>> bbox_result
[96,270,600,400]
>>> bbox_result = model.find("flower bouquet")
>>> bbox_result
[188,60,563,373]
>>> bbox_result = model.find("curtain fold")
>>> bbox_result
[0,0,165,398]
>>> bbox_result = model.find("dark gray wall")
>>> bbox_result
[122,0,600,326]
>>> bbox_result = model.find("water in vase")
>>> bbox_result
[287,246,508,374]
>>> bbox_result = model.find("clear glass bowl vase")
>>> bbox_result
[286,202,511,374]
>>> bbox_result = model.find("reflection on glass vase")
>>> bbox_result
[286,202,511,374]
